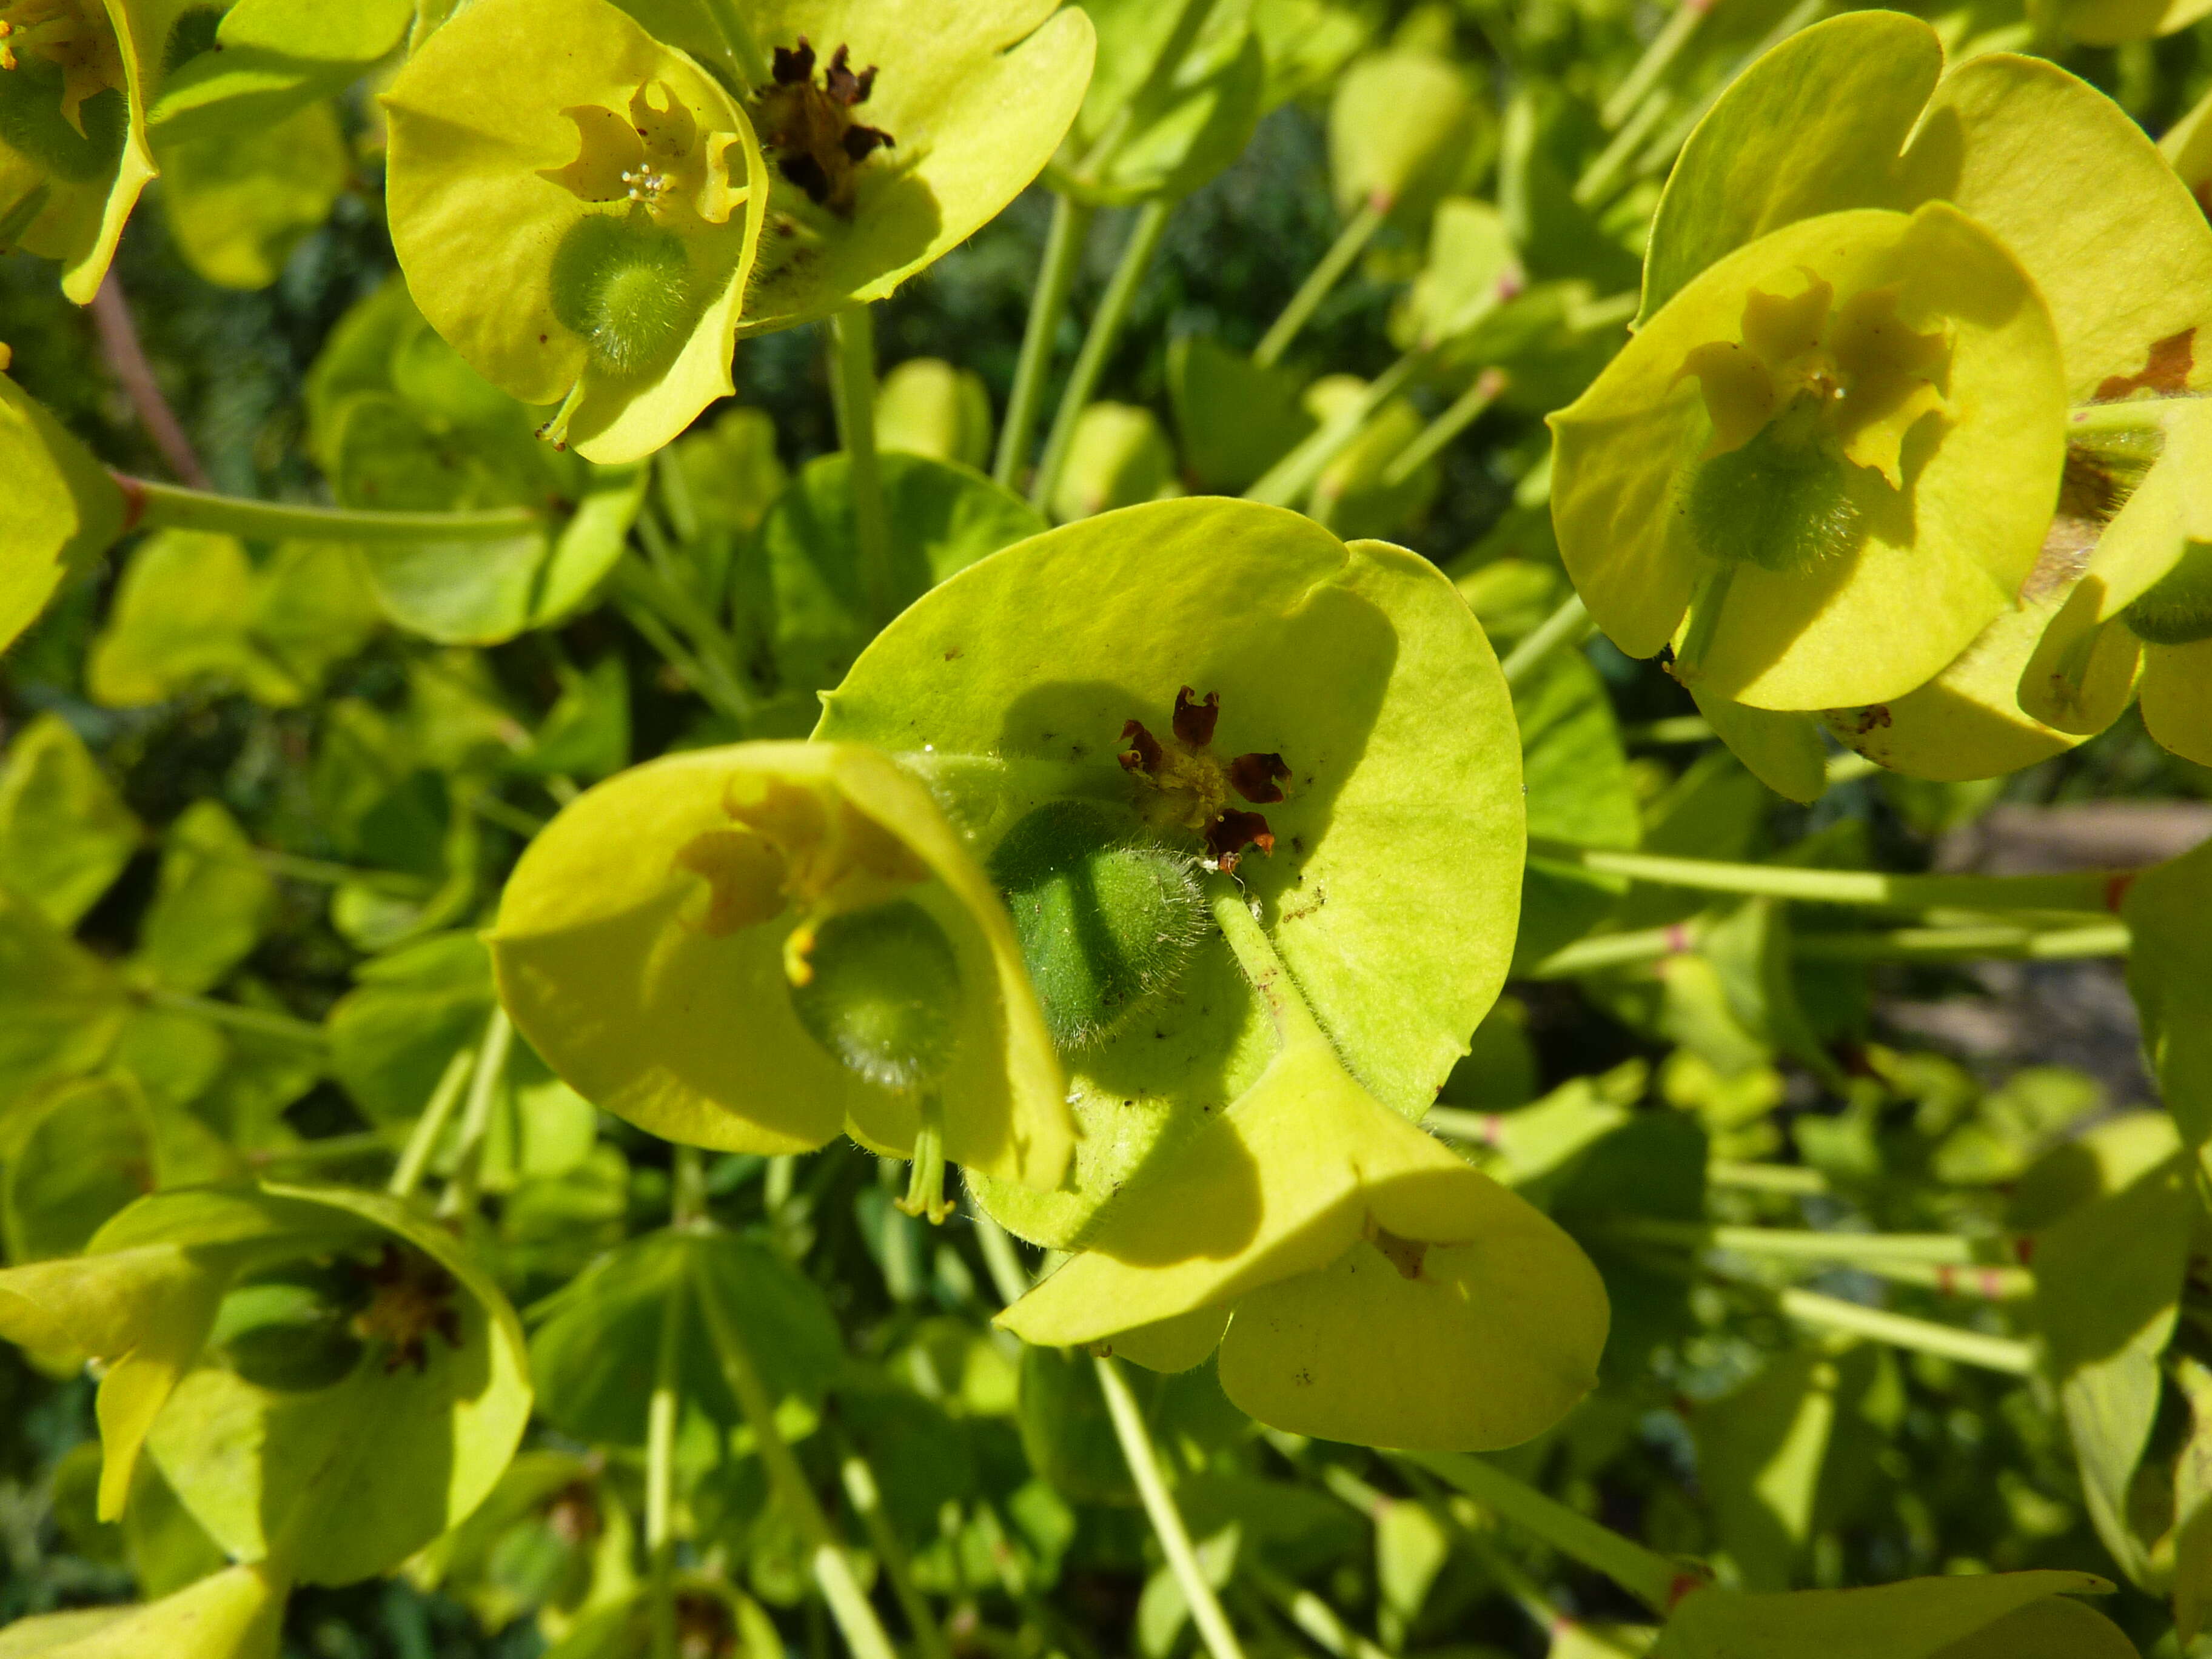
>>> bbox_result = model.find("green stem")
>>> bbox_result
[387,1045,480,1200]
[972,1207,1035,1307]
[994,195,1097,490]
[693,1266,900,1659]
[1612,1218,2016,1267]
[1499,592,1594,688]
[252,1130,400,1172]
[830,306,897,629]
[1522,922,1697,979]
[1672,561,1735,677]
[122,477,539,544]
[1253,200,1389,369]
[1623,714,1715,746]
[1794,921,2130,961]
[1205,876,1327,1050]
[249,850,435,897]
[463,786,551,840]
[1381,368,1506,489]
[672,1145,709,1231]
[436,1009,514,1220]
[1706,1159,1829,1196]
[1030,198,1177,514]
[1768,1284,2034,1375]
[614,563,754,725]
[837,1436,953,1659]
[1600,0,1714,129]
[1244,346,1430,509]
[646,1275,686,1659]
[1524,840,2129,912]
[1094,1355,1249,1659]
[1575,85,1674,206]
[698,0,769,87]
[1639,0,1820,177]
[2069,398,2186,438]
[1247,1561,1390,1659]
[145,989,326,1046]
[1395,1452,1684,1614]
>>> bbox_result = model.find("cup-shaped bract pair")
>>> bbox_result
[1329,45,1480,224]
[0,1182,531,1586]
[814,497,1606,1451]
[384,0,1093,462]
[1,352,124,654]
[384,0,768,464]
[1549,13,2212,793]
[489,742,1076,1199]
[0,0,204,300]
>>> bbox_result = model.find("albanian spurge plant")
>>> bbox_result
[814,497,1607,1450]
[0,341,122,653]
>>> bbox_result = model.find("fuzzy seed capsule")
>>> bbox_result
[2124,540,2212,645]
[548,210,699,377]
[787,899,965,1091]
[987,801,1208,1052]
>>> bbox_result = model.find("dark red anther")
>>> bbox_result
[1172,685,1219,747]
[1207,810,1275,871]
[773,37,815,83]
[1119,719,1165,775]
[2104,871,2138,912]
[1228,751,1290,805]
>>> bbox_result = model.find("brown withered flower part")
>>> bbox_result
[751,36,894,216]
[1119,686,1289,873]
[352,1244,464,1373]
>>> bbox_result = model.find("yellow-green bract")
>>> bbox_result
[488,740,1075,1187]
[0,1182,531,1586]
[0,358,124,655]
[1551,12,2212,747]
[709,0,1094,335]
[817,497,1604,1450]
[0,0,207,300]
[382,0,768,464]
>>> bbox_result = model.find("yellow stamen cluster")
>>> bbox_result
[674,776,929,984]
[538,80,749,229]
[1675,270,1951,489]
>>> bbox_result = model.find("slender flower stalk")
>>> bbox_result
[437,1010,515,1220]
[1094,1355,1250,1659]
[119,477,540,543]
[1499,592,1595,688]
[1253,200,1388,369]
[1243,346,1430,508]
[1030,198,1176,513]
[388,1047,481,1201]
[1525,841,2131,912]
[995,195,1098,489]
[830,307,896,627]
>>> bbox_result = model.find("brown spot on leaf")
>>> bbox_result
[2095,329,2195,401]
[1367,1224,1429,1280]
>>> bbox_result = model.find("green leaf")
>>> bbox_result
[144,1183,532,1586]
[1049,403,1181,524]
[2033,1151,2195,1581]
[0,1563,287,1659]
[152,98,349,290]
[4,1073,159,1263]
[528,1230,841,1447]
[0,370,125,654]
[327,932,494,1127]
[2122,834,2212,1153]
[877,357,993,471]
[757,451,1047,699]
[0,890,129,1110]
[0,712,141,929]
[1057,0,1265,205]
[1652,1572,2115,1659]
[134,802,276,995]
[1329,49,1480,221]
[1167,335,1315,492]
[149,0,410,145]
[1692,1346,1847,1590]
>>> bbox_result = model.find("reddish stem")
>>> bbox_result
[90,270,212,490]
